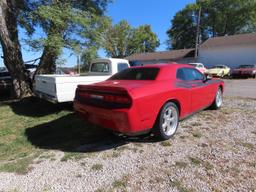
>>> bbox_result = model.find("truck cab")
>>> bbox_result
[34,58,130,103]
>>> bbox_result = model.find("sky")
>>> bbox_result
[0,0,194,68]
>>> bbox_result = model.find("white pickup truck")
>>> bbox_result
[34,58,130,103]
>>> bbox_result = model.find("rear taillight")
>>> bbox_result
[104,95,131,104]
[79,92,91,98]
[75,89,132,109]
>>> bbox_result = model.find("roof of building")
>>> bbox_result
[132,63,191,68]
[201,33,256,48]
[125,33,256,62]
[125,48,195,61]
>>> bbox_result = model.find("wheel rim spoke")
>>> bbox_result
[161,106,178,136]
[170,117,175,122]
[216,90,222,107]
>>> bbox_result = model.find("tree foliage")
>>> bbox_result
[131,25,160,53]
[81,47,98,71]
[103,20,160,58]
[167,0,256,49]
[0,0,111,98]
[103,20,132,58]
[167,4,199,49]
[29,0,111,74]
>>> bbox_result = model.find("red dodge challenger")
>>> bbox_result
[74,64,224,140]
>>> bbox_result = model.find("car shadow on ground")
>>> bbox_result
[25,113,159,153]
[5,96,73,117]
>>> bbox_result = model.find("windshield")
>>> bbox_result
[238,65,255,68]
[110,67,160,80]
[90,62,110,73]
[212,66,224,69]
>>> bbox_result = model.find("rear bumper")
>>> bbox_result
[74,100,144,135]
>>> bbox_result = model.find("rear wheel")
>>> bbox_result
[210,87,223,109]
[153,102,179,140]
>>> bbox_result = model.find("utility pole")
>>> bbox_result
[77,54,81,74]
[195,4,202,58]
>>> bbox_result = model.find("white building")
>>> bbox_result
[197,33,256,68]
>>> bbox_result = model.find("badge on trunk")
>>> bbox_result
[90,94,104,99]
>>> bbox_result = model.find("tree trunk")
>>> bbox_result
[0,0,32,98]
[35,46,58,75]
[35,28,62,75]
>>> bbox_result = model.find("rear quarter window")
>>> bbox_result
[110,68,160,80]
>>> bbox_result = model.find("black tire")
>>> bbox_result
[210,87,223,110]
[153,102,179,140]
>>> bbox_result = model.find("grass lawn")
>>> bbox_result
[0,97,112,174]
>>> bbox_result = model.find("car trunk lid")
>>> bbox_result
[78,80,154,90]
[76,80,154,109]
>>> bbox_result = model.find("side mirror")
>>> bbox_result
[203,74,212,82]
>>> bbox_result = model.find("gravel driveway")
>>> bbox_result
[224,79,256,99]
[0,97,256,192]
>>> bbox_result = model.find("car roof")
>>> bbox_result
[238,64,256,68]
[213,64,226,67]
[131,63,193,69]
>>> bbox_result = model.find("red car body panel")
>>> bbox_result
[74,64,224,135]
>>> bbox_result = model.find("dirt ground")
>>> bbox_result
[0,97,255,192]
[224,79,256,99]
[0,79,255,192]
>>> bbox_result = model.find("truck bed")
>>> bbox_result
[34,74,110,103]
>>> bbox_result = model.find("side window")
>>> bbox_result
[191,68,204,80]
[117,63,129,72]
[177,68,204,81]
[184,68,196,81]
